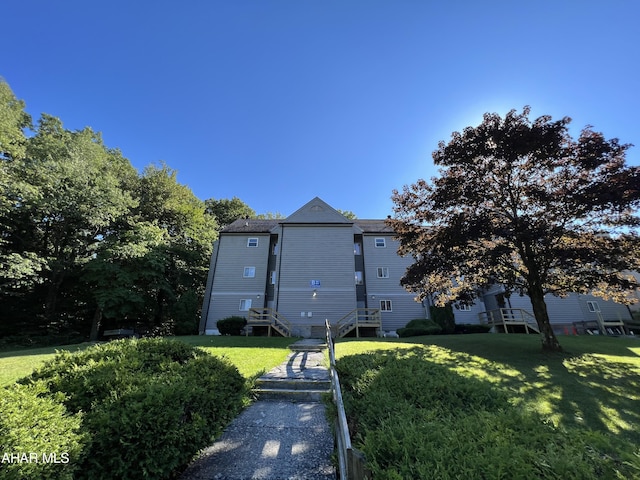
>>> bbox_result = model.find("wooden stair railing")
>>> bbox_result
[247,308,291,337]
[335,308,381,338]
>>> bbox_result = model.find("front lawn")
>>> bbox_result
[0,335,297,387]
[335,334,640,479]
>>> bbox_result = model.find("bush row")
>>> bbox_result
[2,338,248,480]
[336,348,639,479]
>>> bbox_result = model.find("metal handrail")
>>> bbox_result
[325,319,370,479]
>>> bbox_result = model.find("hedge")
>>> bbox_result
[14,338,248,480]
[0,382,86,480]
[336,348,638,479]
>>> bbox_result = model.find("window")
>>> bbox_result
[375,238,386,248]
[380,300,392,312]
[376,267,389,278]
[247,238,258,247]
[243,267,256,278]
[354,242,362,255]
[587,301,600,312]
[270,271,277,285]
[272,243,279,255]
[459,304,471,311]
[239,299,252,311]
[355,271,364,285]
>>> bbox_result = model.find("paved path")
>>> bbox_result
[180,340,335,480]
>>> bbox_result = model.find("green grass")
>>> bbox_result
[0,335,297,386]
[335,334,640,446]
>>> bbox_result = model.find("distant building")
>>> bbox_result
[199,197,632,337]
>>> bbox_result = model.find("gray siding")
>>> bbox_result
[452,301,486,325]
[479,291,631,328]
[275,225,357,327]
[362,234,425,331]
[205,233,270,329]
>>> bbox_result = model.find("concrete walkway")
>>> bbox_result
[180,339,335,480]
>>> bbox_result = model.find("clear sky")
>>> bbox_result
[3,1,639,219]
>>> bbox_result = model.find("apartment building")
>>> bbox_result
[199,197,633,337]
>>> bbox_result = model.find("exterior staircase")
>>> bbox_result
[247,308,291,337]
[334,308,382,338]
[478,308,540,334]
[253,339,331,402]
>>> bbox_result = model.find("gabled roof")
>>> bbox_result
[354,219,395,233]
[222,219,279,233]
[219,198,396,234]
[281,197,352,224]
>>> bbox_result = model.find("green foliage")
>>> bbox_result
[1,78,226,340]
[397,319,442,337]
[430,305,455,334]
[205,196,255,228]
[18,338,248,480]
[454,323,491,334]
[0,382,86,480]
[217,316,248,335]
[336,348,639,479]
[0,78,31,161]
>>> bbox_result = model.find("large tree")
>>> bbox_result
[85,164,217,337]
[390,107,640,352]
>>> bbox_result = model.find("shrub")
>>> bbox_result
[430,304,456,334]
[397,319,442,337]
[18,338,248,480]
[0,383,86,480]
[217,315,247,335]
[336,348,639,479]
[454,323,491,334]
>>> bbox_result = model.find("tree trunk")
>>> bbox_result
[528,284,563,352]
[44,268,65,329]
[89,307,102,341]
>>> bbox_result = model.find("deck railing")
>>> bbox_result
[478,308,540,334]
[247,308,291,337]
[325,320,371,480]
[335,308,381,338]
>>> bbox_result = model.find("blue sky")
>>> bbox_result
[3,1,639,219]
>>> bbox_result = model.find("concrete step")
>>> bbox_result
[255,378,331,391]
[254,387,331,402]
[288,340,327,352]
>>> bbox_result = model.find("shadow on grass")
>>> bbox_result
[336,347,640,479]
[338,335,640,445]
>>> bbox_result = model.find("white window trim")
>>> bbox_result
[380,300,392,312]
[377,267,389,278]
[587,301,600,312]
[247,237,259,247]
[375,237,386,248]
[243,266,256,278]
[239,299,252,311]
[459,304,471,311]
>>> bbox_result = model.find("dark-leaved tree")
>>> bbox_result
[390,107,640,352]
